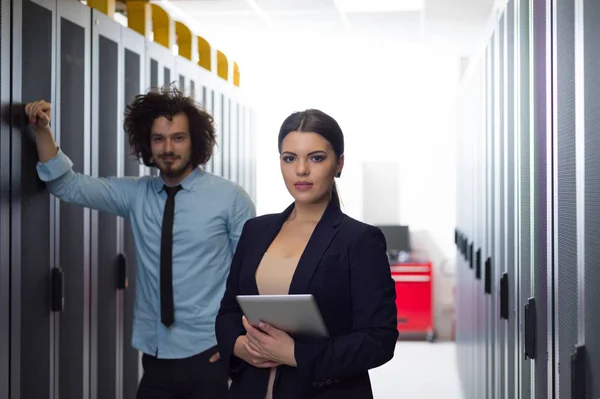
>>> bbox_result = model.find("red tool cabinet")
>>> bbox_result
[391,262,435,342]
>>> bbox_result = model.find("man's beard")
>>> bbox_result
[158,156,192,178]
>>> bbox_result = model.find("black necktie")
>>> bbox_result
[160,184,183,327]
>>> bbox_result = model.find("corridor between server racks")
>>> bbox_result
[0,0,257,398]
[456,0,599,398]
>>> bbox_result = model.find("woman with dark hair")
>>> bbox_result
[216,109,398,398]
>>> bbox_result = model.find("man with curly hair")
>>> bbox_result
[25,87,255,398]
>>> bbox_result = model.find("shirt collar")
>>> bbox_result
[153,167,203,193]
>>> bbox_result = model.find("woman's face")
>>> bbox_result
[280,131,344,205]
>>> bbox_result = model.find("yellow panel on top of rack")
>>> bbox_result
[197,36,212,71]
[125,0,151,38]
[217,50,229,81]
[233,61,240,87]
[88,0,116,17]
[175,21,193,60]
[150,3,174,50]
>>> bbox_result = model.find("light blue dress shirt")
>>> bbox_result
[36,148,256,359]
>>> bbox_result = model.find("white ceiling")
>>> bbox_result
[152,0,496,57]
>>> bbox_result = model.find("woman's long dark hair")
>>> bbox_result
[277,109,344,207]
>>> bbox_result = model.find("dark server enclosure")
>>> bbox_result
[13,0,57,398]
[0,0,11,397]
[458,0,600,398]
[583,1,600,397]
[121,24,145,399]
[90,9,123,399]
[56,1,92,398]
[553,0,578,398]
[2,1,256,397]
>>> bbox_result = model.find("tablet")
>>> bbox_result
[236,294,329,338]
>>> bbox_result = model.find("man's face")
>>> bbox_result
[150,112,193,182]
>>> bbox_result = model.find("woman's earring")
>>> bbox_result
[336,171,341,178]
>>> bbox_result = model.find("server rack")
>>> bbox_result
[503,3,518,398]
[211,87,223,177]
[230,99,239,184]
[238,104,248,190]
[204,84,215,174]
[55,2,92,398]
[174,55,198,101]
[0,0,11,396]
[90,8,125,399]
[121,23,146,399]
[552,0,579,398]
[12,0,57,398]
[516,0,532,397]
[222,94,230,180]
[582,0,600,396]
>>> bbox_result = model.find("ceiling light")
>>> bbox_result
[334,0,424,13]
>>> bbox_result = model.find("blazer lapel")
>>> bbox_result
[288,201,343,294]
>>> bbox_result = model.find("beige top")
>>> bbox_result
[255,252,299,399]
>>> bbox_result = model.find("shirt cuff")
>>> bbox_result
[36,148,73,182]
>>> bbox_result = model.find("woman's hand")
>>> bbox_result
[234,335,281,368]
[242,316,297,367]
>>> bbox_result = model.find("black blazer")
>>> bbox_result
[215,201,398,399]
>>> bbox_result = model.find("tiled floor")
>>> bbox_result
[369,341,463,399]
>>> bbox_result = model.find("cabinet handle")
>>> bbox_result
[475,249,482,279]
[484,257,492,294]
[570,345,585,399]
[524,297,536,360]
[469,243,474,269]
[51,267,64,312]
[500,273,508,320]
[117,253,128,290]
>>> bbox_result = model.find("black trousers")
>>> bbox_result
[136,345,229,399]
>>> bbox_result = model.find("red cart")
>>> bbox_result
[391,262,435,342]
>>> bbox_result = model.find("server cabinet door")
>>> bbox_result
[122,25,146,399]
[122,25,145,398]
[55,1,91,398]
[212,91,223,177]
[222,96,231,180]
[202,85,215,174]
[90,9,124,399]
[230,100,239,183]
[249,109,257,203]
[0,0,11,397]
[145,40,174,177]
[239,105,247,191]
[503,3,518,398]
[583,0,600,396]
[531,0,552,397]
[12,0,57,398]
[173,56,198,100]
[552,0,580,398]
[517,0,533,396]
[494,16,507,399]
[485,37,497,399]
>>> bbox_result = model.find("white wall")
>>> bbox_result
[231,37,459,259]
[361,162,401,225]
